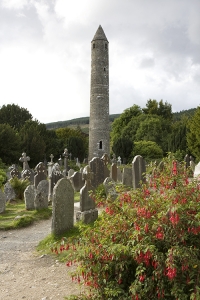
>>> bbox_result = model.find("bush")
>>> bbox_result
[132,140,163,162]
[9,177,30,200]
[55,155,200,299]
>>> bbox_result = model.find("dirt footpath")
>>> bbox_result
[0,219,83,300]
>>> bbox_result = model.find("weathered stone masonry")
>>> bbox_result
[89,25,110,160]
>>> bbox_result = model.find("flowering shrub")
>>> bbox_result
[54,155,200,299]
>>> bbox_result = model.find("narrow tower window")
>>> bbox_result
[105,43,107,49]
[99,141,103,149]
[93,43,95,49]
[104,67,106,72]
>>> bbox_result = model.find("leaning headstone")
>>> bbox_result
[89,157,105,188]
[0,190,6,213]
[4,182,16,202]
[132,155,146,189]
[122,168,132,187]
[103,177,118,200]
[76,165,98,224]
[110,163,117,182]
[24,185,36,210]
[70,171,84,192]
[34,162,47,188]
[52,178,74,236]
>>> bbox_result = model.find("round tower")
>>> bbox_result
[89,25,110,160]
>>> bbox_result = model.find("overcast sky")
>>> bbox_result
[0,0,200,124]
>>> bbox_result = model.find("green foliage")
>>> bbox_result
[0,123,21,164]
[0,104,32,131]
[187,107,200,161]
[56,127,88,162]
[0,160,7,188]
[19,120,46,167]
[52,155,200,299]
[112,136,133,163]
[9,177,30,200]
[132,141,163,161]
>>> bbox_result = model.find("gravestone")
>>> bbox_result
[48,163,64,202]
[34,190,48,210]
[117,167,122,183]
[24,185,36,210]
[122,168,132,187]
[21,169,34,184]
[0,190,6,213]
[63,148,68,177]
[4,182,16,202]
[9,164,21,179]
[47,154,54,177]
[101,153,110,178]
[194,162,200,180]
[132,155,146,189]
[70,171,84,192]
[76,165,98,224]
[110,163,117,182]
[190,156,195,174]
[19,152,30,170]
[34,162,47,188]
[68,169,75,178]
[89,157,105,188]
[117,156,121,166]
[184,154,190,168]
[103,177,118,200]
[52,178,74,236]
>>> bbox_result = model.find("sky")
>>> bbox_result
[0,0,200,124]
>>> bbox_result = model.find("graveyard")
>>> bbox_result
[1,151,200,299]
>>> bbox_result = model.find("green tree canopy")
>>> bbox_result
[0,124,21,164]
[132,140,163,161]
[0,104,32,131]
[19,120,46,167]
[112,136,133,163]
[187,107,200,161]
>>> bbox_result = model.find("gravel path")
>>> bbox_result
[0,218,83,300]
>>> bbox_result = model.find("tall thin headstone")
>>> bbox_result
[52,178,74,235]
[132,155,146,189]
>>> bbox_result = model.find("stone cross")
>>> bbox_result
[63,148,68,177]
[117,156,121,166]
[19,152,30,170]
[48,154,54,177]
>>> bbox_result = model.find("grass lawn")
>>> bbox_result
[0,192,80,230]
[0,200,52,230]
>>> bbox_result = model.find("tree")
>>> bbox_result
[111,105,142,143]
[112,137,133,163]
[135,115,162,145]
[0,124,21,165]
[187,107,200,161]
[0,104,32,131]
[132,140,163,161]
[19,120,46,167]
[56,127,88,160]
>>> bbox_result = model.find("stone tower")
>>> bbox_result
[89,25,110,160]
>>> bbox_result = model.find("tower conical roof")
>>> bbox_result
[92,25,108,42]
